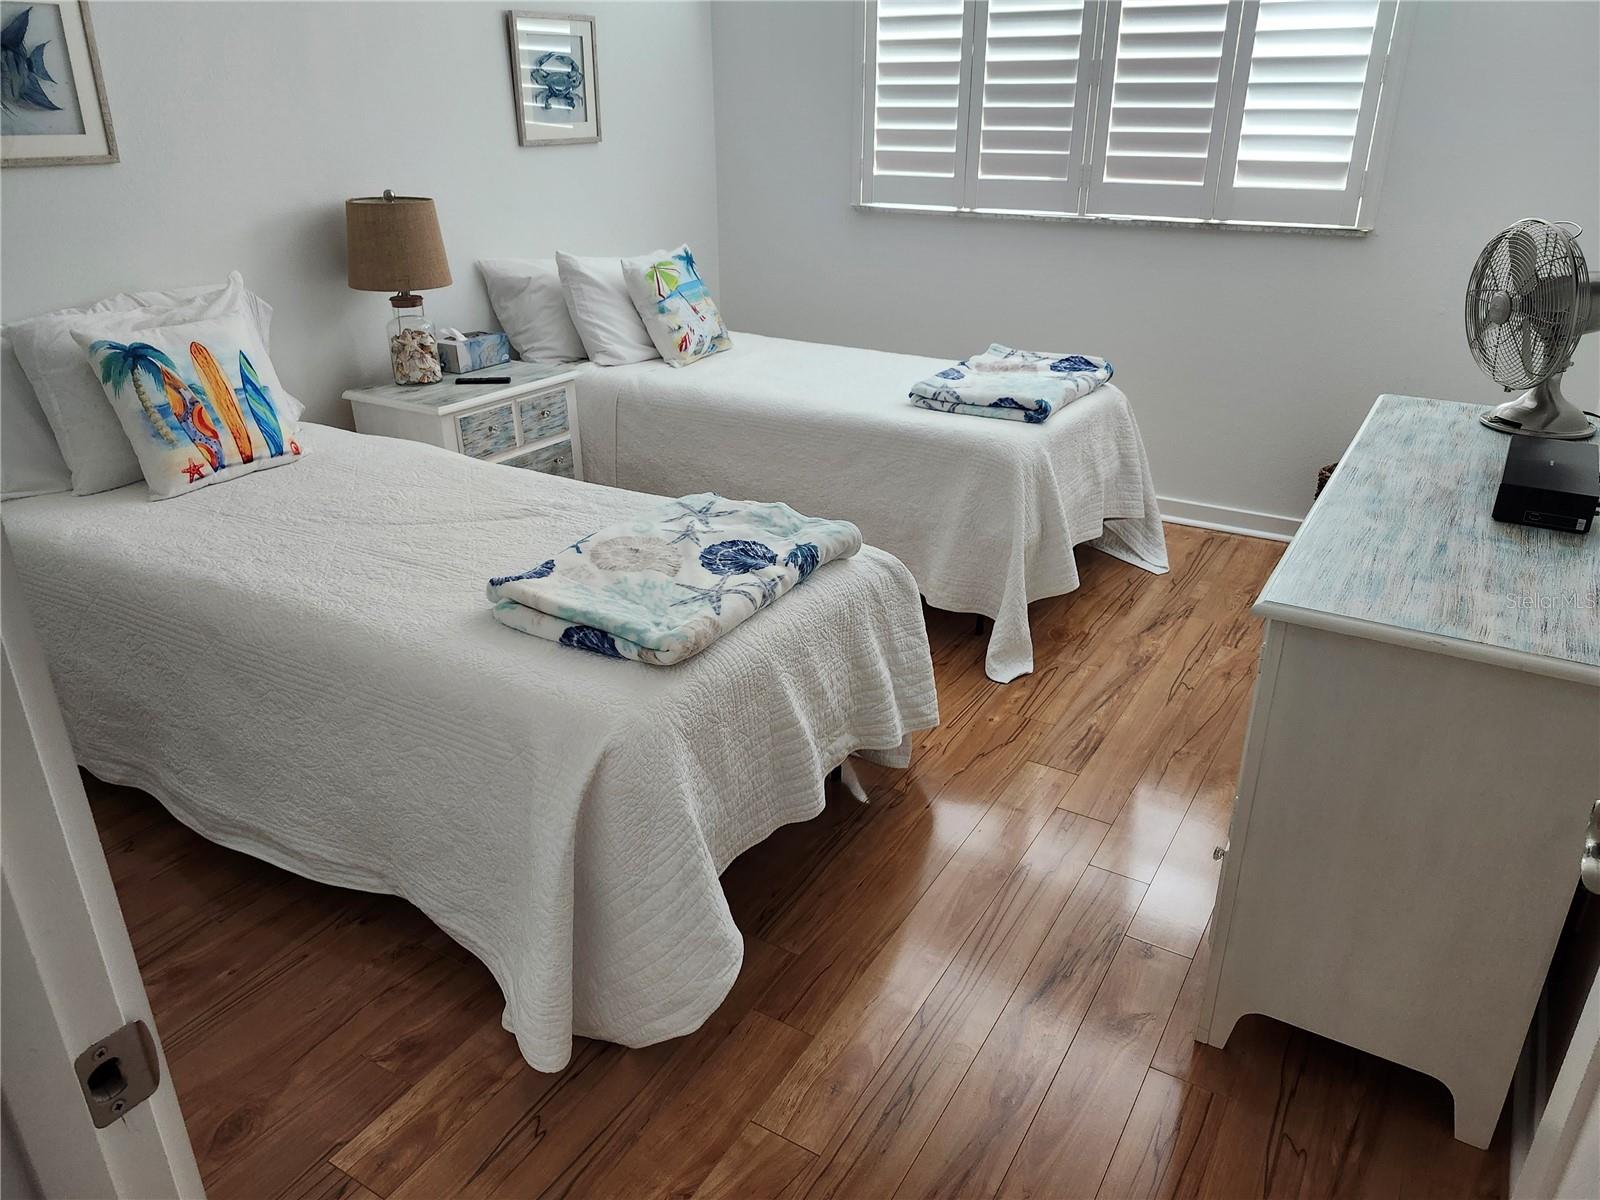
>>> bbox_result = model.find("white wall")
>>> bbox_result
[1,0,718,428]
[710,0,1600,527]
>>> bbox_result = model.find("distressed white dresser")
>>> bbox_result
[1199,394,1600,1149]
[345,360,583,480]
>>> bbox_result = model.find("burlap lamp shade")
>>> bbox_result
[346,191,452,302]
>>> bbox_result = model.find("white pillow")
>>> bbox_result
[554,252,660,367]
[7,274,296,496]
[478,258,587,363]
[72,309,303,500]
[1,328,72,499]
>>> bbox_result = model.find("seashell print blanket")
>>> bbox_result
[488,493,862,664]
[909,344,1113,424]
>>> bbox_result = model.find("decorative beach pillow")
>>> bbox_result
[7,273,294,496]
[622,244,732,367]
[72,311,302,500]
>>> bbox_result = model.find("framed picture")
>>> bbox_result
[1,0,115,166]
[506,10,599,147]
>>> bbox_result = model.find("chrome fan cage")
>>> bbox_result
[1466,218,1598,439]
[1466,219,1588,387]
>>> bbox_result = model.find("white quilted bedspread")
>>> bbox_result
[2,425,938,1070]
[573,333,1170,682]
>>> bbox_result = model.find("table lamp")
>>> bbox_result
[346,190,452,385]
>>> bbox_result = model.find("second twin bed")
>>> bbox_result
[573,332,1170,682]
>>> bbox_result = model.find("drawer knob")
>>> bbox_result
[1212,845,1227,861]
[540,409,551,419]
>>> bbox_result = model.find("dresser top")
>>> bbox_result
[1257,395,1599,676]
[343,360,579,415]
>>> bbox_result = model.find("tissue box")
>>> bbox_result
[438,331,512,374]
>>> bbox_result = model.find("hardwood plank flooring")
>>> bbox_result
[697,1124,815,1200]
[997,937,1191,1199]
[1095,1070,1224,1200]
[84,528,1510,1199]
[755,762,1070,1147]
[783,809,1108,1199]
[892,866,1146,1200]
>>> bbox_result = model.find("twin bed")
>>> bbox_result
[3,317,1166,1070]
[574,334,1169,682]
[3,426,937,1069]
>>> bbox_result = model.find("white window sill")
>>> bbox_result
[852,202,1372,238]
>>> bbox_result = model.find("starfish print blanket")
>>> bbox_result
[909,344,1113,423]
[487,493,862,664]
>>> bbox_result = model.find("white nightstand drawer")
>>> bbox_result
[518,389,570,443]
[504,438,575,479]
[346,363,583,482]
[457,403,518,459]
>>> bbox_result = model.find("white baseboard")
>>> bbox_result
[1159,495,1301,542]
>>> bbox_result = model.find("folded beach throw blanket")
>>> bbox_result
[910,344,1113,423]
[487,493,862,664]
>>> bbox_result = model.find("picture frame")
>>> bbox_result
[506,10,599,147]
[1,0,116,167]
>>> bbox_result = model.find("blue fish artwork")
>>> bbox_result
[1,6,59,114]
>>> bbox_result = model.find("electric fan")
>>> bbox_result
[1466,218,1600,439]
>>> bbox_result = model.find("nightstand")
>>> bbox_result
[344,361,583,480]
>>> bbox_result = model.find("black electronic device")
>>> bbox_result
[1492,437,1600,534]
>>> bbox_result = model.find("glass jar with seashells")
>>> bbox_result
[387,295,442,385]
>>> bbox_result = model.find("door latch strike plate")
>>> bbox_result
[74,1020,161,1128]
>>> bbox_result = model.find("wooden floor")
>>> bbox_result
[89,524,1510,1200]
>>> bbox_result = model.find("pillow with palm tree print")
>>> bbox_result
[73,311,302,499]
[622,244,732,367]
[7,272,294,496]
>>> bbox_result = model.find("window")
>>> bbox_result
[857,0,1407,229]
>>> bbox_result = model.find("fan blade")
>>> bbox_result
[1507,228,1540,297]
[1518,317,1536,378]
[1495,326,1521,382]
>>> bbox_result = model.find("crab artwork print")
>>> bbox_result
[507,11,600,146]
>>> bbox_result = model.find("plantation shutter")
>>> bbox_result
[860,0,978,207]
[1214,0,1399,226]
[966,0,1099,212]
[1083,0,1244,219]
[855,0,1404,226]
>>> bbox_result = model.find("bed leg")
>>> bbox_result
[838,759,868,803]
[974,614,988,635]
